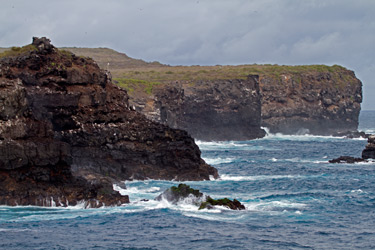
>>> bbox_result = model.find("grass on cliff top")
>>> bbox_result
[113,64,348,92]
[113,78,162,95]
[0,45,37,58]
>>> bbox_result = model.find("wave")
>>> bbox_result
[262,127,369,141]
[195,140,265,151]
[218,174,303,181]
[203,157,236,165]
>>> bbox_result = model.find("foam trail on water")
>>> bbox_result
[218,174,302,181]
[203,157,236,165]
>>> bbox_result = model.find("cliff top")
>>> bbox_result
[0,45,357,96]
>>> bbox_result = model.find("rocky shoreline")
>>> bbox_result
[0,37,217,207]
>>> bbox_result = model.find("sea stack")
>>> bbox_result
[362,135,375,159]
[0,37,217,207]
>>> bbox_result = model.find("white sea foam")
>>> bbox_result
[218,174,301,181]
[203,157,236,165]
[262,127,348,141]
[195,140,264,151]
[246,200,307,212]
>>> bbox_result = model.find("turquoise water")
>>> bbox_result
[1,111,374,249]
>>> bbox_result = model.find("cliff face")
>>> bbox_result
[260,69,362,134]
[51,48,363,138]
[131,76,265,141]
[0,38,217,207]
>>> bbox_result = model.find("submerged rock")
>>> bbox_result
[156,184,245,210]
[329,156,367,164]
[0,37,218,207]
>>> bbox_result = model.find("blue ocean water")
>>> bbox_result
[1,111,375,250]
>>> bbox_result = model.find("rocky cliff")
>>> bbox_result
[0,38,217,207]
[137,76,265,141]
[259,67,362,135]
[49,48,363,138]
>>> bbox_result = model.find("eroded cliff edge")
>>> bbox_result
[0,38,217,207]
[139,76,265,141]
[260,67,362,135]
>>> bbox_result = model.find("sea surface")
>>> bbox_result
[1,111,375,250]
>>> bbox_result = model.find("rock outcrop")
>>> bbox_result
[155,183,245,210]
[329,134,375,163]
[328,156,366,164]
[260,69,362,135]
[0,37,217,207]
[131,76,265,141]
[362,135,375,159]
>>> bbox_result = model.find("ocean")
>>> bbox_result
[1,111,375,250]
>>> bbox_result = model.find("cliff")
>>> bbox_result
[259,66,362,135]
[132,76,265,141]
[0,38,217,207]
[43,48,362,138]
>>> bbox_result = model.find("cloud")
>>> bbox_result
[0,0,374,109]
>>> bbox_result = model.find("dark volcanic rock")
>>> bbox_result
[329,156,367,164]
[199,197,245,210]
[136,76,265,141]
[362,135,375,159]
[332,130,370,139]
[260,71,362,135]
[156,184,245,210]
[329,134,375,163]
[155,183,204,204]
[0,37,217,207]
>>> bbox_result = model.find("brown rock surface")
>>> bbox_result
[260,71,362,135]
[0,37,217,207]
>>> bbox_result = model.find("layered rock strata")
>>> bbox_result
[132,76,265,141]
[0,37,217,207]
[260,70,362,135]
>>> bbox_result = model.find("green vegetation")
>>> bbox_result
[0,45,37,58]
[113,78,161,95]
[114,64,348,86]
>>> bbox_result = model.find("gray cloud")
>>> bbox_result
[1,0,374,109]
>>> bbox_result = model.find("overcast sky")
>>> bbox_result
[1,0,374,109]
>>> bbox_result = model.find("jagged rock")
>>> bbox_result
[156,184,245,210]
[362,135,375,159]
[329,135,375,163]
[329,156,367,164]
[0,37,218,207]
[199,197,245,210]
[155,183,205,204]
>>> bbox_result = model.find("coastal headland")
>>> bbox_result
[0,38,217,207]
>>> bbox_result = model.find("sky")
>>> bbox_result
[1,0,374,109]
